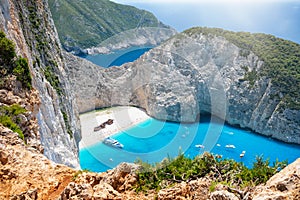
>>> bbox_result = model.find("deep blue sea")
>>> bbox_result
[80,46,152,68]
[80,115,300,172]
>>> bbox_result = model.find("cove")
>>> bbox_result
[80,46,153,68]
[79,115,300,172]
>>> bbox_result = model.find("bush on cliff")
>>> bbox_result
[134,152,287,192]
[0,104,27,141]
[0,31,16,72]
[13,57,32,90]
[0,31,32,90]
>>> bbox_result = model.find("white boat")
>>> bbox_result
[103,137,124,149]
[225,144,236,149]
[240,150,246,158]
[195,144,205,148]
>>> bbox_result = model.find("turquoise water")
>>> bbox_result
[80,116,300,172]
[79,46,299,172]
[80,46,152,68]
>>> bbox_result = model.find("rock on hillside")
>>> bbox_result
[0,124,76,199]
[48,0,176,54]
[65,28,300,144]
[251,157,300,199]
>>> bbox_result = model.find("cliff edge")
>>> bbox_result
[0,0,80,167]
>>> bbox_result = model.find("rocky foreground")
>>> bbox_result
[1,125,299,200]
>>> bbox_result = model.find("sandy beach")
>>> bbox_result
[79,106,151,149]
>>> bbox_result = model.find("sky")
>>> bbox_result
[112,0,300,44]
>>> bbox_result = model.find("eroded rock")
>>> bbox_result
[209,190,239,200]
[252,158,300,200]
[102,162,140,192]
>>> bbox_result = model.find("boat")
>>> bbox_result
[103,137,124,149]
[240,150,246,158]
[225,144,236,149]
[195,144,205,148]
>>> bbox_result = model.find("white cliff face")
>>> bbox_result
[0,0,80,167]
[65,31,300,144]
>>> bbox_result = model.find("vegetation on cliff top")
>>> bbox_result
[135,152,287,192]
[48,0,170,50]
[183,27,300,110]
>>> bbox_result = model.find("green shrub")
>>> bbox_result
[44,66,62,95]
[61,110,73,138]
[0,115,24,140]
[0,104,27,141]
[244,69,258,87]
[0,31,32,90]
[134,152,287,192]
[0,31,16,72]
[3,104,27,116]
[13,57,32,89]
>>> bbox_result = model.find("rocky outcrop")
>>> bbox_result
[157,178,210,200]
[251,158,300,200]
[59,162,141,200]
[65,30,300,144]
[0,124,76,199]
[209,190,239,200]
[0,0,80,167]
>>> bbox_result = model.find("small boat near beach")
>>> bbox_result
[225,144,236,149]
[103,137,124,149]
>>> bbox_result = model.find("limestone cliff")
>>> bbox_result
[0,0,80,167]
[65,28,300,144]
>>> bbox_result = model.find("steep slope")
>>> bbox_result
[65,27,300,144]
[48,0,176,53]
[0,0,80,167]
